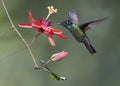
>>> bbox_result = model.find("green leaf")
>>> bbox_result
[49,72,66,81]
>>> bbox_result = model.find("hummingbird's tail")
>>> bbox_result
[83,37,96,55]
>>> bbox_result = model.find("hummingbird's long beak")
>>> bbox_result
[50,23,61,26]
[57,23,61,25]
[59,22,64,25]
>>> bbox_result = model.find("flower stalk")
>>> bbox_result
[1,0,39,69]
[1,1,68,78]
[42,59,52,67]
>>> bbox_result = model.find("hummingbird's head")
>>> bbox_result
[60,20,73,29]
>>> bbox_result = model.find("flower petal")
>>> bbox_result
[55,33,67,39]
[50,28,61,33]
[48,36,55,46]
[28,10,36,24]
[18,24,32,28]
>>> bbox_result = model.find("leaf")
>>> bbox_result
[49,72,66,81]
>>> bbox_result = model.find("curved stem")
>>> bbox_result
[42,59,51,67]
[1,0,39,68]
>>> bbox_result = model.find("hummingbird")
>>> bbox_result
[60,10,109,55]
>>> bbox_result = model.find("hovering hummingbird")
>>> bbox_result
[60,10,109,55]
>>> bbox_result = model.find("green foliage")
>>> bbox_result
[49,72,66,81]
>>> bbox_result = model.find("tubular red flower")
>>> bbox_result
[18,10,67,46]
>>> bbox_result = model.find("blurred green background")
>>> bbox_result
[0,0,120,86]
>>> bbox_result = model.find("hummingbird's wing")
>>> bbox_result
[80,17,109,32]
[69,10,79,25]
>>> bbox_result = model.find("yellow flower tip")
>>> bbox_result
[47,6,51,11]
[47,6,57,14]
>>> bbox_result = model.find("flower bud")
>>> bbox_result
[51,51,68,61]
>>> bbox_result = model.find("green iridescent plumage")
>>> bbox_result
[60,10,109,55]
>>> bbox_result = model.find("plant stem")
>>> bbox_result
[30,32,41,46]
[1,0,39,68]
[42,59,51,67]
[0,47,26,62]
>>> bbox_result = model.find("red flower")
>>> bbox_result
[18,11,66,46]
